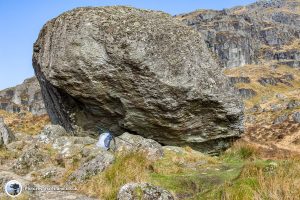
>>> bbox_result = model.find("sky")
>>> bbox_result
[0,0,256,90]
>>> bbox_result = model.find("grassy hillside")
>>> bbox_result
[225,63,300,153]
[0,110,49,135]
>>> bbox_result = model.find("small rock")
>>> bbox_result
[292,112,300,123]
[275,93,287,100]
[287,100,300,109]
[68,150,114,182]
[118,182,174,200]
[270,104,283,112]
[115,132,164,160]
[273,114,288,125]
[229,77,251,84]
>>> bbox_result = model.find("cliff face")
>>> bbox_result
[176,0,300,68]
[177,0,300,151]
[0,77,46,116]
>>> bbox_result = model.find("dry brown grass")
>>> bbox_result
[225,63,300,119]
[0,148,18,164]
[0,110,50,135]
[211,141,300,200]
[223,140,261,160]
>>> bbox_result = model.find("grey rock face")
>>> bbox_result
[177,11,259,68]
[115,132,164,160]
[177,0,300,68]
[271,50,300,61]
[32,6,244,154]
[69,150,114,182]
[0,77,46,115]
[0,117,15,147]
[118,182,174,200]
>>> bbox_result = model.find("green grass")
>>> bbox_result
[76,142,300,200]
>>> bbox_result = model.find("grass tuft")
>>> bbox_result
[78,152,152,200]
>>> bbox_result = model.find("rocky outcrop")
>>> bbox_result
[177,0,300,68]
[32,6,244,153]
[0,117,14,147]
[115,132,164,160]
[0,77,46,115]
[38,124,68,144]
[229,77,251,84]
[273,114,288,125]
[69,150,114,182]
[12,145,50,175]
[238,88,257,99]
[257,74,293,86]
[278,60,300,68]
[118,183,174,200]
[287,100,300,110]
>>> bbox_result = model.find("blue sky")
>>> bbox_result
[0,0,256,90]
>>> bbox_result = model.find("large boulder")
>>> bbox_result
[32,6,244,153]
